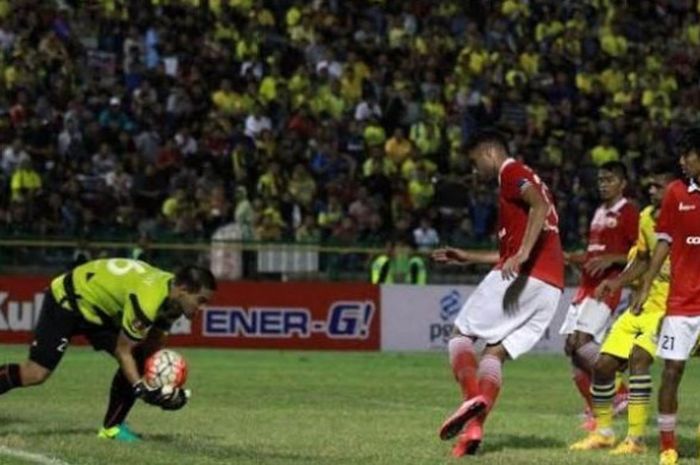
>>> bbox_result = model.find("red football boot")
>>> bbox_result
[451,419,483,457]
[439,395,487,441]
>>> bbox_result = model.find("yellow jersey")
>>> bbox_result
[636,205,670,313]
[51,259,173,341]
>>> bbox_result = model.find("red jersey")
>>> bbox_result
[496,159,564,288]
[573,197,638,309]
[656,179,700,316]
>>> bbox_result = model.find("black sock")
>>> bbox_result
[103,369,137,428]
[103,348,147,428]
[0,364,22,394]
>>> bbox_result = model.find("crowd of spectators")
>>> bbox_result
[1,0,699,251]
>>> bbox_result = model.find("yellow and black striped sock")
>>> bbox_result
[628,374,653,438]
[591,380,616,434]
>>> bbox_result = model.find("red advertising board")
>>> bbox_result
[0,275,49,344]
[0,277,380,351]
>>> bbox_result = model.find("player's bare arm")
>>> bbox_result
[114,330,142,385]
[594,250,650,301]
[501,184,548,280]
[631,240,670,314]
[141,327,169,356]
[564,251,586,266]
[431,247,499,265]
[583,253,628,278]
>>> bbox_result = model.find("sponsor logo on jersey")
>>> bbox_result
[587,244,607,252]
[679,202,696,211]
[131,318,148,333]
[591,208,619,229]
[686,236,700,245]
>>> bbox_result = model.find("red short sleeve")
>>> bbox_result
[621,204,639,246]
[501,163,533,202]
[656,185,677,242]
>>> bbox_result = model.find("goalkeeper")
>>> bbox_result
[0,258,217,441]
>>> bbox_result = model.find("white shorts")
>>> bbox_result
[559,297,612,343]
[453,271,562,359]
[656,316,700,361]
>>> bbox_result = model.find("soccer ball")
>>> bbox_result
[144,349,188,389]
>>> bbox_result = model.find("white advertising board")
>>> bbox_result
[380,284,578,353]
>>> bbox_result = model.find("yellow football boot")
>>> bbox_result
[609,437,647,455]
[658,449,679,465]
[569,432,615,451]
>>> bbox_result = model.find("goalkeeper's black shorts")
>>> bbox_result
[29,290,119,371]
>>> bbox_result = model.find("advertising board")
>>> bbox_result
[0,277,380,351]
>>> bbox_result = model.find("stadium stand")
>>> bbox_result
[0,0,696,254]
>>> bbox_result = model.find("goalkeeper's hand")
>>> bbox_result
[133,380,171,407]
[160,387,191,411]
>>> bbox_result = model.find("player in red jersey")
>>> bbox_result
[432,129,564,457]
[559,161,638,428]
[631,128,700,465]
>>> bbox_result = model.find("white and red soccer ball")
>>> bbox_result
[144,349,188,389]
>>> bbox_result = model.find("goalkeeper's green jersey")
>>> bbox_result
[50,258,173,341]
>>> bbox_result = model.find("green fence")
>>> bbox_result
[0,236,583,284]
[0,235,502,283]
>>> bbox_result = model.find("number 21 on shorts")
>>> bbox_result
[661,335,675,351]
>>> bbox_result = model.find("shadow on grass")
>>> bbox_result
[481,433,566,453]
[676,435,698,458]
[0,427,96,437]
[148,434,351,463]
[0,416,27,426]
[635,434,698,458]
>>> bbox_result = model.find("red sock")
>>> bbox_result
[448,337,479,400]
[658,414,677,451]
[572,367,593,412]
[617,380,628,396]
[660,431,676,451]
[478,354,502,415]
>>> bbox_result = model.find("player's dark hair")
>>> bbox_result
[174,265,217,292]
[650,158,677,177]
[463,128,510,156]
[599,161,628,181]
[677,127,700,156]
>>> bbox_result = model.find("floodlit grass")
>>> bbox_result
[1,345,700,464]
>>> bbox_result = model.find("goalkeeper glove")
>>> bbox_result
[133,380,170,407]
[160,387,191,411]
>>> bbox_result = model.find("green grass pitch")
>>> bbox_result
[2,345,700,464]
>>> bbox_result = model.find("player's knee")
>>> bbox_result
[483,343,508,362]
[566,334,582,355]
[629,348,653,374]
[574,331,594,347]
[20,361,52,386]
[564,336,576,356]
[661,361,684,386]
[593,355,617,379]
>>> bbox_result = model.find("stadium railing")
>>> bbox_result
[0,235,581,284]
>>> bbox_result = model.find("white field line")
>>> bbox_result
[0,446,71,465]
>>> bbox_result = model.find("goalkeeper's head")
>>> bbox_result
[169,266,217,319]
